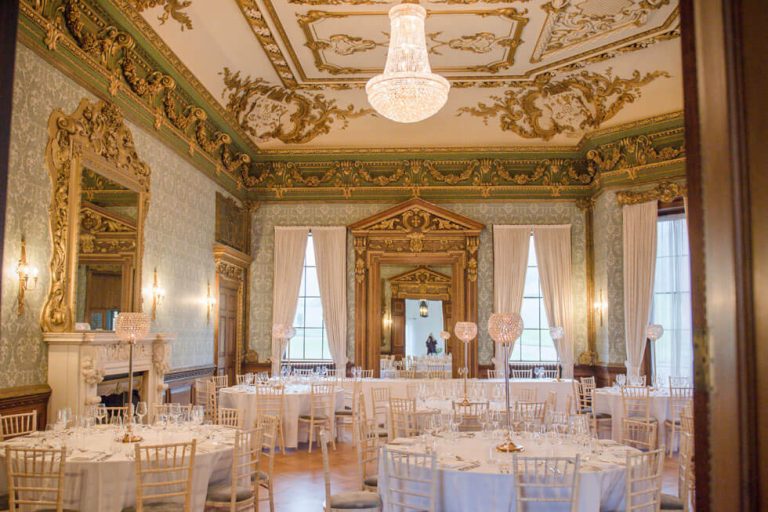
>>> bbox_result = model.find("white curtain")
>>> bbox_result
[622,201,658,379]
[271,227,309,374]
[651,215,693,384]
[492,225,531,372]
[533,225,576,379]
[312,227,348,372]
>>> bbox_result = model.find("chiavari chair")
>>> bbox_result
[513,454,581,512]
[356,416,380,492]
[381,446,437,512]
[194,378,217,423]
[360,369,374,379]
[389,397,418,438]
[625,447,665,512]
[540,369,559,379]
[336,379,361,443]
[5,446,67,512]
[205,427,263,511]
[486,369,502,379]
[451,400,489,432]
[357,391,387,442]
[516,387,537,403]
[669,376,691,388]
[580,376,596,388]
[573,380,612,438]
[321,431,382,511]
[674,407,696,511]
[126,440,196,512]
[298,383,335,453]
[370,387,391,439]
[0,411,37,441]
[235,374,252,385]
[103,406,130,424]
[294,368,314,377]
[255,415,279,512]
[398,369,416,379]
[511,369,533,379]
[665,381,693,455]
[216,407,242,429]
[256,385,286,455]
[621,386,658,450]
[515,401,548,427]
[211,374,229,390]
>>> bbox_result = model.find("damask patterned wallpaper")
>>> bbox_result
[0,45,223,389]
[249,201,589,366]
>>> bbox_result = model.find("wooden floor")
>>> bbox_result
[260,440,681,511]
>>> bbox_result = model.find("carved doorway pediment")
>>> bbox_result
[350,199,484,377]
[389,267,452,301]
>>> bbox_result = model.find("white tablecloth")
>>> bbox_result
[378,434,635,512]
[0,424,234,512]
[219,384,344,449]
[593,387,670,443]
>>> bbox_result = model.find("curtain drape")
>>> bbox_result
[492,225,531,373]
[312,227,348,371]
[533,225,575,379]
[271,227,309,374]
[622,201,658,379]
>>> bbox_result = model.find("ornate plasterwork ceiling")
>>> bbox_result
[126,0,683,153]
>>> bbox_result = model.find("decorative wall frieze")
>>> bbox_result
[459,69,669,140]
[616,181,687,205]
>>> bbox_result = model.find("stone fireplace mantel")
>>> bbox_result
[44,331,174,418]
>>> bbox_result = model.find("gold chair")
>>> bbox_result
[621,385,658,450]
[511,369,533,379]
[255,415,279,512]
[356,417,380,492]
[103,406,130,424]
[211,375,229,390]
[389,397,418,438]
[0,411,37,441]
[360,369,374,379]
[515,401,548,426]
[194,378,217,423]
[5,446,68,512]
[573,380,612,438]
[665,383,693,455]
[486,369,502,379]
[205,428,262,511]
[256,385,286,455]
[381,446,437,512]
[321,431,381,511]
[625,447,665,512]
[335,379,361,443]
[124,440,197,512]
[451,401,489,432]
[370,387,391,440]
[513,455,581,512]
[298,383,335,453]
[216,407,242,429]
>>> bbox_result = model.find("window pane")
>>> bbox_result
[303,328,324,359]
[521,298,540,329]
[305,238,316,266]
[304,298,324,328]
[305,267,321,297]
[293,298,305,326]
[523,267,540,297]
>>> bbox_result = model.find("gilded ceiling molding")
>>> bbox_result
[616,181,687,205]
[220,67,370,144]
[21,0,252,191]
[531,0,673,63]
[128,0,193,31]
[585,133,685,178]
[459,69,669,140]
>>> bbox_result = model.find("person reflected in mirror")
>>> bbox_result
[426,333,438,355]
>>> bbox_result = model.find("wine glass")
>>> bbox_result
[617,374,626,387]
[95,404,107,425]
[135,402,147,425]
[169,403,182,426]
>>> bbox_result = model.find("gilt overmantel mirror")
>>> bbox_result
[41,99,151,333]
[349,199,484,377]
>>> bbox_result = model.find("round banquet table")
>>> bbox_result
[0,424,235,512]
[593,387,670,444]
[378,433,637,512]
[219,383,344,449]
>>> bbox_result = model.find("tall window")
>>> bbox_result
[511,237,558,362]
[287,235,332,361]
[651,214,693,383]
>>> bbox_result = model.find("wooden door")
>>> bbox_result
[391,298,405,360]
[216,280,238,385]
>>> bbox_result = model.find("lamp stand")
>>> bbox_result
[496,342,523,453]
[121,336,142,443]
[460,339,470,406]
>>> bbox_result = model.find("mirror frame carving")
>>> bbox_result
[350,199,484,377]
[41,99,151,332]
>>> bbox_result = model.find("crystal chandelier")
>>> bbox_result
[365,2,450,123]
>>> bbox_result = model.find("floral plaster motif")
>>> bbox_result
[249,202,590,366]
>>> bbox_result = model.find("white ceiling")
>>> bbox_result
[135,0,683,153]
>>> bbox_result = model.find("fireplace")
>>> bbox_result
[98,372,144,408]
[44,331,173,418]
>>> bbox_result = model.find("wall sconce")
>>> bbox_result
[205,281,216,324]
[593,288,607,327]
[148,268,165,320]
[16,237,39,316]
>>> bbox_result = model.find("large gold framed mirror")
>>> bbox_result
[350,199,484,377]
[41,100,150,333]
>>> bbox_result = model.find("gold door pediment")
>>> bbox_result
[389,266,452,302]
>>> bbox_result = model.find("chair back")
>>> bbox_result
[216,407,242,428]
[511,369,533,379]
[668,376,691,388]
[194,378,217,422]
[513,455,580,512]
[668,386,693,423]
[256,384,285,421]
[515,401,548,424]
[398,369,416,379]
[310,383,336,418]
[487,370,501,379]
[622,419,658,451]
[134,440,196,511]
[625,447,665,512]
[356,417,380,490]
[541,369,559,379]
[236,373,252,385]
[572,381,592,414]
[516,387,538,403]
[5,446,66,511]
[320,430,335,512]
[622,386,651,419]
[360,369,374,378]
[580,376,596,388]
[390,397,418,438]
[451,401,489,432]
[212,374,229,389]
[103,406,130,424]
[0,411,37,441]
[371,386,391,426]
[382,446,438,512]
[257,415,279,482]
[230,428,263,506]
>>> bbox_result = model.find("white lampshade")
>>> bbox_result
[488,313,524,346]
[646,324,664,341]
[365,3,450,123]
[454,322,478,344]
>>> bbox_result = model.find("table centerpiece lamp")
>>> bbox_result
[549,326,564,381]
[646,324,664,387]
[115,312,151,443]
[273,323,296,377]
[488,312,525,453]
[453,322,477,406]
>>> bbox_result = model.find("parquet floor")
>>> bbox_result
[259,441,681,511]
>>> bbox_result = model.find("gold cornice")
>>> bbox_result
[616,181,687,205]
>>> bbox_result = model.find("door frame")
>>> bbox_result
[213,243,251,378]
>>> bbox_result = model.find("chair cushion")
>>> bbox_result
[593,412,612,419]
[0,494,8,511]
[660,493,685,510]
[121,503,185,512]
[299,414,328,421]
[206,482,254,503]
[251,470,271,483]
[329,491,382,509]
[335,410,353,416]
[363,475,378,488]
